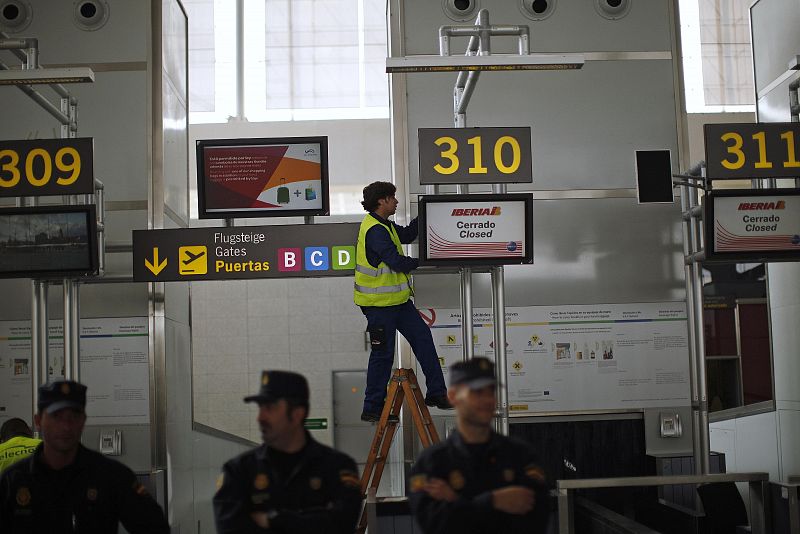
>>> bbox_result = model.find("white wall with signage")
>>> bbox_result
[423,302,691,414]
[0,317,150,425]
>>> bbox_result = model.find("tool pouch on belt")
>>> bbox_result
[368,326,386,349]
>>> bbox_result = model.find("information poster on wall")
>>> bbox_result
[0,317,149,425]
[423,302,690,414]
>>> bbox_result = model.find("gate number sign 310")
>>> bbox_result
[433,135,522,175]
[417,127,532,185]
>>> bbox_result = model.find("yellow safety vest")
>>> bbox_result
[0,436,41,472]
[354,214,413,307]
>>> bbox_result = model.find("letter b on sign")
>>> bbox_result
[278,248,301,272]
[333,246,356,270]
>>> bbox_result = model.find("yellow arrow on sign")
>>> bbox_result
[145,247,167,275]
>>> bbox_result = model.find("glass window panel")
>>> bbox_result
[707,358,741,412]
[703,307,738,356]
[738,302,772,405]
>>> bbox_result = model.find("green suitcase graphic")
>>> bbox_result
[277,178,290,204]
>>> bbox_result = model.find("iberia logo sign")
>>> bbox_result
[738,201,786,210]
[451,207,502,216]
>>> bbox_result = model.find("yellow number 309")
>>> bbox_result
[0,147,81,188]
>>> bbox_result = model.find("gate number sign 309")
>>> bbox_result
[0,138,94,197]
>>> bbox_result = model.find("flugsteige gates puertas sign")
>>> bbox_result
[132,223,359,282]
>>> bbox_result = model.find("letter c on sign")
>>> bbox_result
[311,250,323,266]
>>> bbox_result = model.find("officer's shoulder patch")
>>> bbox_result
[524,464,546,483]
[133,482,149,496]
[254,473,269,490]
[448,470,465,490]
[309,476,322,490]
[215,472,225,490]
[339,469,359,488]
[409,474,427,492]
[15,487,31,506]
[87,487,98,501]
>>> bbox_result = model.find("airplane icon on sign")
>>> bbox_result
[182,250,205,265]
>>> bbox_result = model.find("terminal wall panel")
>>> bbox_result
[405,60,679,192]
[401,0,672,55]
[413,197,686,309]
[1,0,149,64]
[750,0,800,94]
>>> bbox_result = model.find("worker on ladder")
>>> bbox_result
[354,181,452,422]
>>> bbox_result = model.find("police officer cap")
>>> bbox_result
[38,380,87,414]
[244,370,310,405]
[450,357,496,389]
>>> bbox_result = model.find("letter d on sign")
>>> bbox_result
[333,246,356,270]
[278,248,301,272]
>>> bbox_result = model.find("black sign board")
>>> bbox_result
[0,138,94,197]
[418,127,533,185]
[705,122,800,179]
[133,223,359,282]
[704,188,800,263]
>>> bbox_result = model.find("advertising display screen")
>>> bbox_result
[196,137,329,219]
[0,205,98,278]
[418,194,533,266]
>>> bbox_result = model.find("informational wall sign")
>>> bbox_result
[133,223,359,282]
[196,137,329,219]
[705,122,800,179]
[418,127,533,184]
[0,317,150,426]
[705,188,800,262]
[425,302,690,414]
[0,138,94,197]
[418,194,533,266]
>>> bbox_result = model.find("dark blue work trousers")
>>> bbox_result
[361,300,447,413]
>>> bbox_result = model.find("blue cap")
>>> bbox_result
[38,380,87,414]
[244,370,309,405]
[449,357,496,389]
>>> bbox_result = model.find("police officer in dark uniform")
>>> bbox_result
[213,370,362,533]
[0,380,169,533]
[409,357,550,534]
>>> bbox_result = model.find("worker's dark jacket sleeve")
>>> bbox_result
[213,434,362,534]
[0,444,169,534]
[364,214,419,273]
[409,431,550,534]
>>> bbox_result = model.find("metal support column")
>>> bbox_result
[31,281,49,418]
[687,178,710,474]
[680,184,704,474]
[460,268,474,361]
[491,265,509,435]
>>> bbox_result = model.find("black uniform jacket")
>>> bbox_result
[409,430,549,534]
[213,433,362,534]
[0,443,169,533]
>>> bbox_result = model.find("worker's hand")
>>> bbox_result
[424,478,458,502]
[250,512,270,529]
[491,486,535,515]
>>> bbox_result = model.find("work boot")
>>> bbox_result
[424,395,453,410]
[360,411,399,424]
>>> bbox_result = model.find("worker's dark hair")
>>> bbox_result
[0,418,33,442]
[361,181,396,212]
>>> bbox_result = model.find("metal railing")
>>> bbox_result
[556,472,770,534]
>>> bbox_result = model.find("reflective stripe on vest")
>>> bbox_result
[354,214,412,307]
